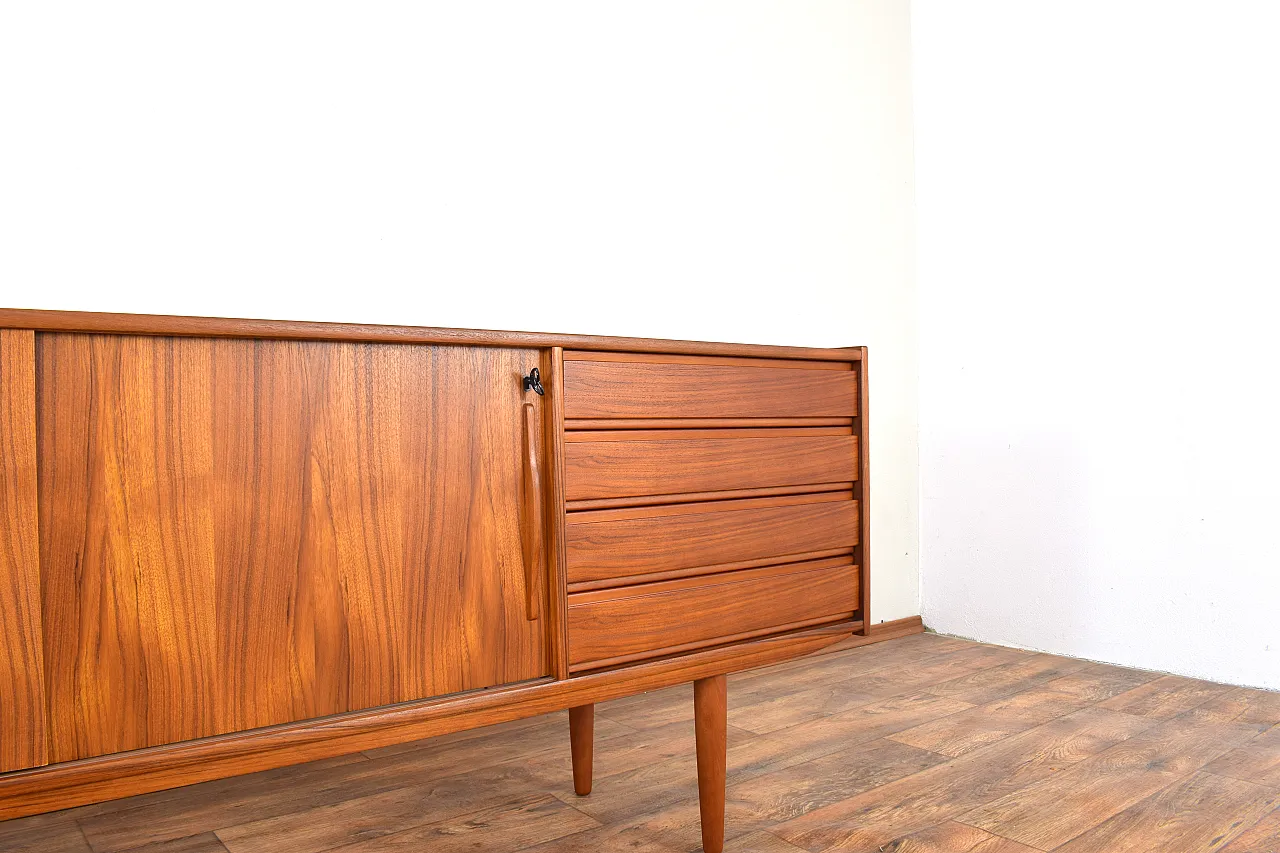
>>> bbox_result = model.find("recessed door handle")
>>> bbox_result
[520,402,545,621]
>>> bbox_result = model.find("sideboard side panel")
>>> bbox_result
[857,347,871,632]
[0,329,48,772]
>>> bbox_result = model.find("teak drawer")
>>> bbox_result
[564,428,857,502]
[565,493,859,587]
[567,557,859,670]
[562,353,858,420]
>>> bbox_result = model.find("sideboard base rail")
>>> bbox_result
[0,624,853,821]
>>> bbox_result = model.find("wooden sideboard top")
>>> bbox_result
[0,308,861,362]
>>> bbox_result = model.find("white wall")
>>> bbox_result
[916,1,1280,688]
[0,2,919,622]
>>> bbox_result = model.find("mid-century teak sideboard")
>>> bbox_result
[0,308,869,852]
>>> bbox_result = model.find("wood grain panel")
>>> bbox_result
[564,432,857,501]
[38,333,219,763]
[567,560,859,668]
[212,340,549,732]
[565,495,859,585]
[562,359,858,420]
[36,334,549,759]
[0,329,48,772]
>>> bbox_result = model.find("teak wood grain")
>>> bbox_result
[564,494,859,586]
[37,333,221,762]
[36,334,549,760]
[562,358,859,420]
[566,559,859,669]
[563,431,857,502]
[0,330,47,772]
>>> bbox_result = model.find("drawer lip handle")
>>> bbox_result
[520,401,544,621]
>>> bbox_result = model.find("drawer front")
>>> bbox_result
[564,429,857,502]
[563,356,858,420]
[567,558,859,669]
[565,494,859,586]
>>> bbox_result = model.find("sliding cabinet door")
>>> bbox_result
[0,330,47,772]
[37,334,549,762]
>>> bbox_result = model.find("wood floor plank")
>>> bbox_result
[598,634,987,732]
[773,706,1156,853]
[888,686,1088,757]
[876,820,1041,852]
[531,717,746,785]
[729,692,975,779]
[77,733,556,850]
[728,644,1032,735]
[594,685,692,731]
[730,634,1024,706]
[1220,804,1280,853]
[214,758,567,853]
[118,833,231,853]
[1196,689,1280,727]
[746,633,982,684]
[722,830,808,852]
[922,653,1091,705]
[960,712,1269,850]
[1207,724,1280,788]
[316,794,597,853]
[582,692,972,833]
[1038,661,1163,703]
[512,820,683,853]
[1099,673,1234,719]
[76,711,633,851]
[725,737,946,827]
[1053,771,1279,853]
[550,727,757,826]
[0,811,92,853]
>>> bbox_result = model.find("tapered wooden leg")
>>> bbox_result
[568,704,594,796]
[694,674,727,853]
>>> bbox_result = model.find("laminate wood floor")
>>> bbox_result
[4,633,1279,852]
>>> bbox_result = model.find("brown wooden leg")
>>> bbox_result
[568,704,594,796]
[694,674,727,853]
